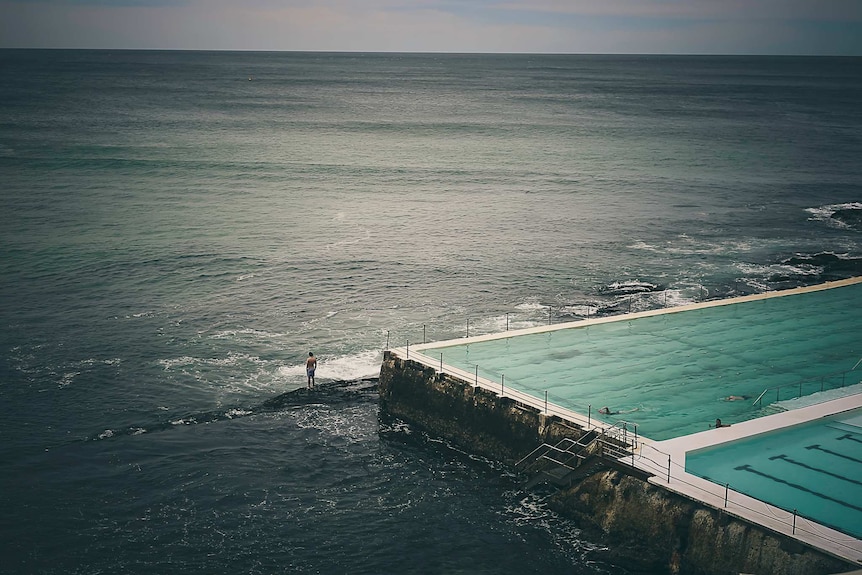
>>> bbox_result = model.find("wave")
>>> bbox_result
[158,352,267,371]
[630,237,753,256]
[806,202,862,229]
[736,252,862,286]
[599,280,659,295]
[734,261,823,280]
[301,349,382,381]
[209,327,288,340]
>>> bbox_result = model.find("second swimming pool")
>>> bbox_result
[685,407,862,539]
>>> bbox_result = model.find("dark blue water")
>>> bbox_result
[2,50,861,574]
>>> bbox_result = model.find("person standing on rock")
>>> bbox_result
[306,352,317,388]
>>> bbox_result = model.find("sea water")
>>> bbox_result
[2,50,862,574]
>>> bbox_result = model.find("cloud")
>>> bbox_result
[1,0,861,53]
[495,0,862,22]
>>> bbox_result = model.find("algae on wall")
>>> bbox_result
[379,351,588,464]
[550,469,852,575]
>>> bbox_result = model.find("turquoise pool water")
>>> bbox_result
[686,408,862,538]
[418,282,862,440]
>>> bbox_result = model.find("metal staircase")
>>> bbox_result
[516,423,638,489]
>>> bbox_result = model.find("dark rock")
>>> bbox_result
[830,208,862,227]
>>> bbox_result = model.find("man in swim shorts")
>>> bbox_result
[306,352,317,388]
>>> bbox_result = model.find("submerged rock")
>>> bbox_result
[830,207,862,227]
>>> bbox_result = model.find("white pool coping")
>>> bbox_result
[413,276,862,351]
[638,394,862,564]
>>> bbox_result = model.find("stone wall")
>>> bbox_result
[379,350,588,463]
[553,470,852,575]
[378,351,856,575]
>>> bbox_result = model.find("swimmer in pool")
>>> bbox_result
[724,395,750,401]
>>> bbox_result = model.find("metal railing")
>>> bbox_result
[388,346,862,562]
[633,443,861,562]
[395,346,639,442]
[752,364,862,408]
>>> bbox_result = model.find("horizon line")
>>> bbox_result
[2,47,860,58]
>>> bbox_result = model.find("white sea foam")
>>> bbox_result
[158,352,266,371]
[660,288,698,308]
[287,404,373,443]
[604,280,657,294]
[274,349,381,383]
[805,202,862,222]
[74,358,122,367]
[319,350,382,381]
[565,304,599,315]
[630,237,753,256]
[514,299,548,312]
[59,371,80,388]
[734,261,823,279]
[225,408,253,418]
[210,328,288,340]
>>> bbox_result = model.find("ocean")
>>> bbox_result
[1,50,861,574]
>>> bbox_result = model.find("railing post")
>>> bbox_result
[724,483,729,508]
[440,353,443,372]
[406,340,409,359]
[544,390,548,414]
[501,374,504,396]
[506,312,509,331]
[386,330,390,350]
[466,318,469,338]
[548,306,552,325]
[423,324,426,344]
[792,509,797,534]
[475,364,478,386]
[667,455,671,483]
[588,404,591,428]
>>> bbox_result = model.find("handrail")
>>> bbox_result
[752,387,770,407]
[752,365,862,407]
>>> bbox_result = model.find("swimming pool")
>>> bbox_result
[685,408,862,539]
[415,280,862,440]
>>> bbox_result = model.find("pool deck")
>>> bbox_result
[403,277,862,565]
[638,394,862,565]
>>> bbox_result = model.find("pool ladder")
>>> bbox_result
[752,362,862,409]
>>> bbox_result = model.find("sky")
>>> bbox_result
[1,0,862,55]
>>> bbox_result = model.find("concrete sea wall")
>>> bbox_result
[379,351,855,575]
